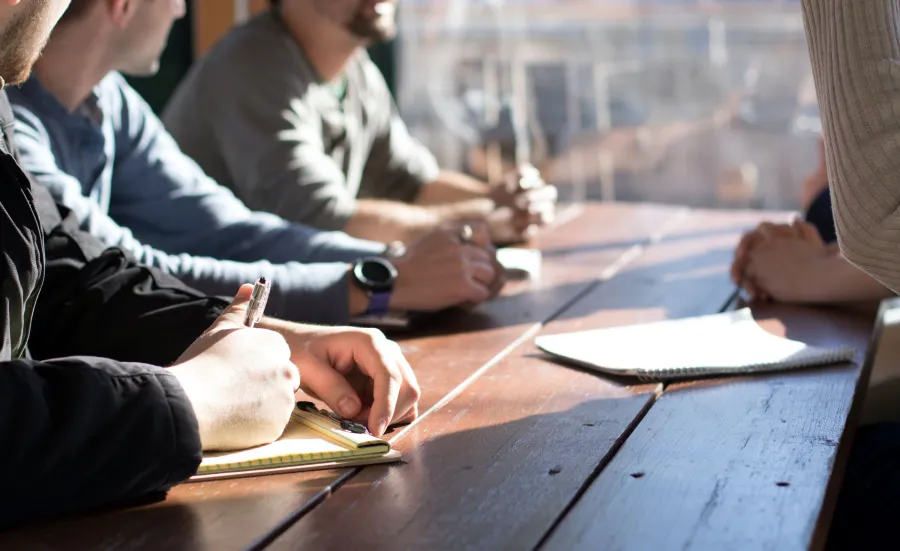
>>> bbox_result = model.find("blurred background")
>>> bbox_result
[143,0,819,211]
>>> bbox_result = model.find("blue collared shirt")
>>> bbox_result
[9,72,385,324]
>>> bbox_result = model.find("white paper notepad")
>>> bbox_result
[535,309,856,381]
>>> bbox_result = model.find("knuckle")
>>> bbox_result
[408,380,422,402]
[361,327,386,343]
[387,340,404,355]
[386,367,403,386]
[282,364,296,382]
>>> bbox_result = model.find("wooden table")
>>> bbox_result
[1,203,876,551]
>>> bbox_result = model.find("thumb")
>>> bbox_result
[467,221,493,249]
[215,283,255,328]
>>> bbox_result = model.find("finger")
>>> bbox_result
[487,265,506,299]
[513,209,550,232]
[755,222,795,241]
[735,230,758,259]
[367,366,401,437]
[463,243,494,265]
[469,259,497,287]
[461,276,492,304]
[467,221,492,249]
[756,222,775,240]
[385,344,420,426]
[516,185,558,207]
[732,232,756,283]
[397,402,419,425]
[345,334,414,435]
[214,283,255,328]
[293,351,362,419]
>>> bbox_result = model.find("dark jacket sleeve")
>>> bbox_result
[0,356,202,529]
[27,182,228,366]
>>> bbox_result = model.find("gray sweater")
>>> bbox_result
[162,10,439,232]
[801,0,900,293]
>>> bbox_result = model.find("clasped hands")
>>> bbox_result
[730,218,829,303]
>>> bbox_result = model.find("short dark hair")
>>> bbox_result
[270,0,281,7]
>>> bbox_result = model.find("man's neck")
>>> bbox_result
[279,7,362,82]
[32,24,113,112]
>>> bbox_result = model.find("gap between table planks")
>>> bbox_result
[0,202,685,551]
[541,304,875,547]
[264,208,780,551]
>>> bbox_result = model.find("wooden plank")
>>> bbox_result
[264,209,781,550]
[549,208,784,329]
[541,304,875,551]
[0,204,680,551]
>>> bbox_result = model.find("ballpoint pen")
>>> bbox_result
[243,277,271,328]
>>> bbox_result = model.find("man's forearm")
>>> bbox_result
[810,252,894,304]
[415,170,491,205]
[343,198,493,243]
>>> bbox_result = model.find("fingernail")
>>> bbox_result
[338,397,358,418]
[375,417,389,437]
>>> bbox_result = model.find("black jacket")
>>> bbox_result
[0,90,228,529]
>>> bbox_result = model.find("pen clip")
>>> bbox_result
[244,277,271,327]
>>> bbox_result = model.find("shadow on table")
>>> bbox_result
[0,467,346,551]
[0,398,648,551]
[276,397,653,550]
[399,246,736,340]
[540,224,757,258]
[550,245,736,324]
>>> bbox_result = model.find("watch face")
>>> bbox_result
[354,257,397,292]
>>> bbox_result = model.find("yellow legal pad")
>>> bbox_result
[190,403,401,481]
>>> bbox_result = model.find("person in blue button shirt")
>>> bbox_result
[9,0,504,326]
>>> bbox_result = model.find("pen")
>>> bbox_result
[243,277,271,328]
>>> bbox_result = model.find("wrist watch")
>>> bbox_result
[352,256,398,316]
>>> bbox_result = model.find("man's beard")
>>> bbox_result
[345,9,397,43]
[0,0,52,87]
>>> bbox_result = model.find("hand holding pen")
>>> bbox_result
[168,281,300,451]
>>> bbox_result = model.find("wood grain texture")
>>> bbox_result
[264,209,781,551]
[0,204,679,551]
[542,304,875,551]
[266,346,659,551]
[550,208,784,330]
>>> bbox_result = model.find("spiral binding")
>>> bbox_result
[635,345,857,382]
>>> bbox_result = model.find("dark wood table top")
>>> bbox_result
[0,203,875,551]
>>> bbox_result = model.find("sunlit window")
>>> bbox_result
[395,0,818,210]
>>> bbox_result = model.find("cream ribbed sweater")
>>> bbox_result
[802,0,900,292]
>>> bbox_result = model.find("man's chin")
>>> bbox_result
[347,17,397,44]
[122,61,162,79]
[1,60,38,87]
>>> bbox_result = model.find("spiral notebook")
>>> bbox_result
[190,402,401,481]
[535,308,856,381]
